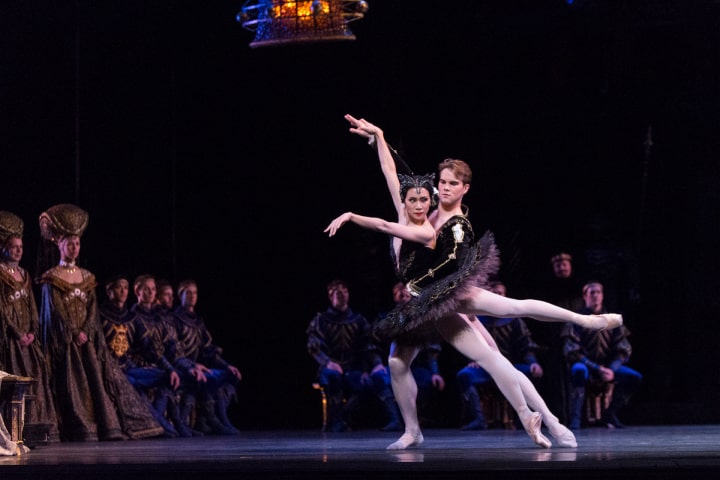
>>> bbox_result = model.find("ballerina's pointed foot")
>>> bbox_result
[549,425,578,448]
[521,412,551,449]
[386,432,424,450]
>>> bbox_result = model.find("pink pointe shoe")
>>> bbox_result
[521,412,551,449]
[549,425,578,448]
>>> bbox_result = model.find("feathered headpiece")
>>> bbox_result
[398,173,436,205]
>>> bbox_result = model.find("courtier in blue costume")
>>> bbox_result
[562,281,642,430]
[307,279,402,433]
[173,279,242,435]
[37,204,163,441]
[327,115,624,450]
[127,274,194,436]
[100,274,178,437]
[139,277,200,436]
[98,275,137,374]
[99,274,184,438]
[0,211,60,444]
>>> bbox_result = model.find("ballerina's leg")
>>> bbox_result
[514,371,577,448]
[435,313,551,449]
[461,288,621,330]
[386,343,424,450]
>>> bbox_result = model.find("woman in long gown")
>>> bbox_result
[0,211,60,443]
[37,203,163,441]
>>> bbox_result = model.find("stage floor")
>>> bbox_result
[2,424,720,480]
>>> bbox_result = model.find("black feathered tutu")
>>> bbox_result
[375,230,500,341]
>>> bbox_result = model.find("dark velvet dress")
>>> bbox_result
[0,262,60,442]
[375,215,500,341]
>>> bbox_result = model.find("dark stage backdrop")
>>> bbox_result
[1,1,719,429]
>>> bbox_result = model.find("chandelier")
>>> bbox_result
[238,0,369,48]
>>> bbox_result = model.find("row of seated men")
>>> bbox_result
[306,276,642,433]
[99,275,242,438]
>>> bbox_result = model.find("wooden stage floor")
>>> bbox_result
[2,424,720,480]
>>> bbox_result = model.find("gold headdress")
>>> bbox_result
[39,203,89,243]
[0,211,24,245]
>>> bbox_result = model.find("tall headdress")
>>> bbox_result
[39,203,89,243]
[0,211,24,245]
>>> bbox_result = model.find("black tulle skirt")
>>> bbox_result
[375,230,501,343]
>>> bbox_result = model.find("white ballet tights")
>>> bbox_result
[386,343,423,450]
[512,367,576,447]
[434,314,535,424]
[464,314,576,447]
[466,319,566,435]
